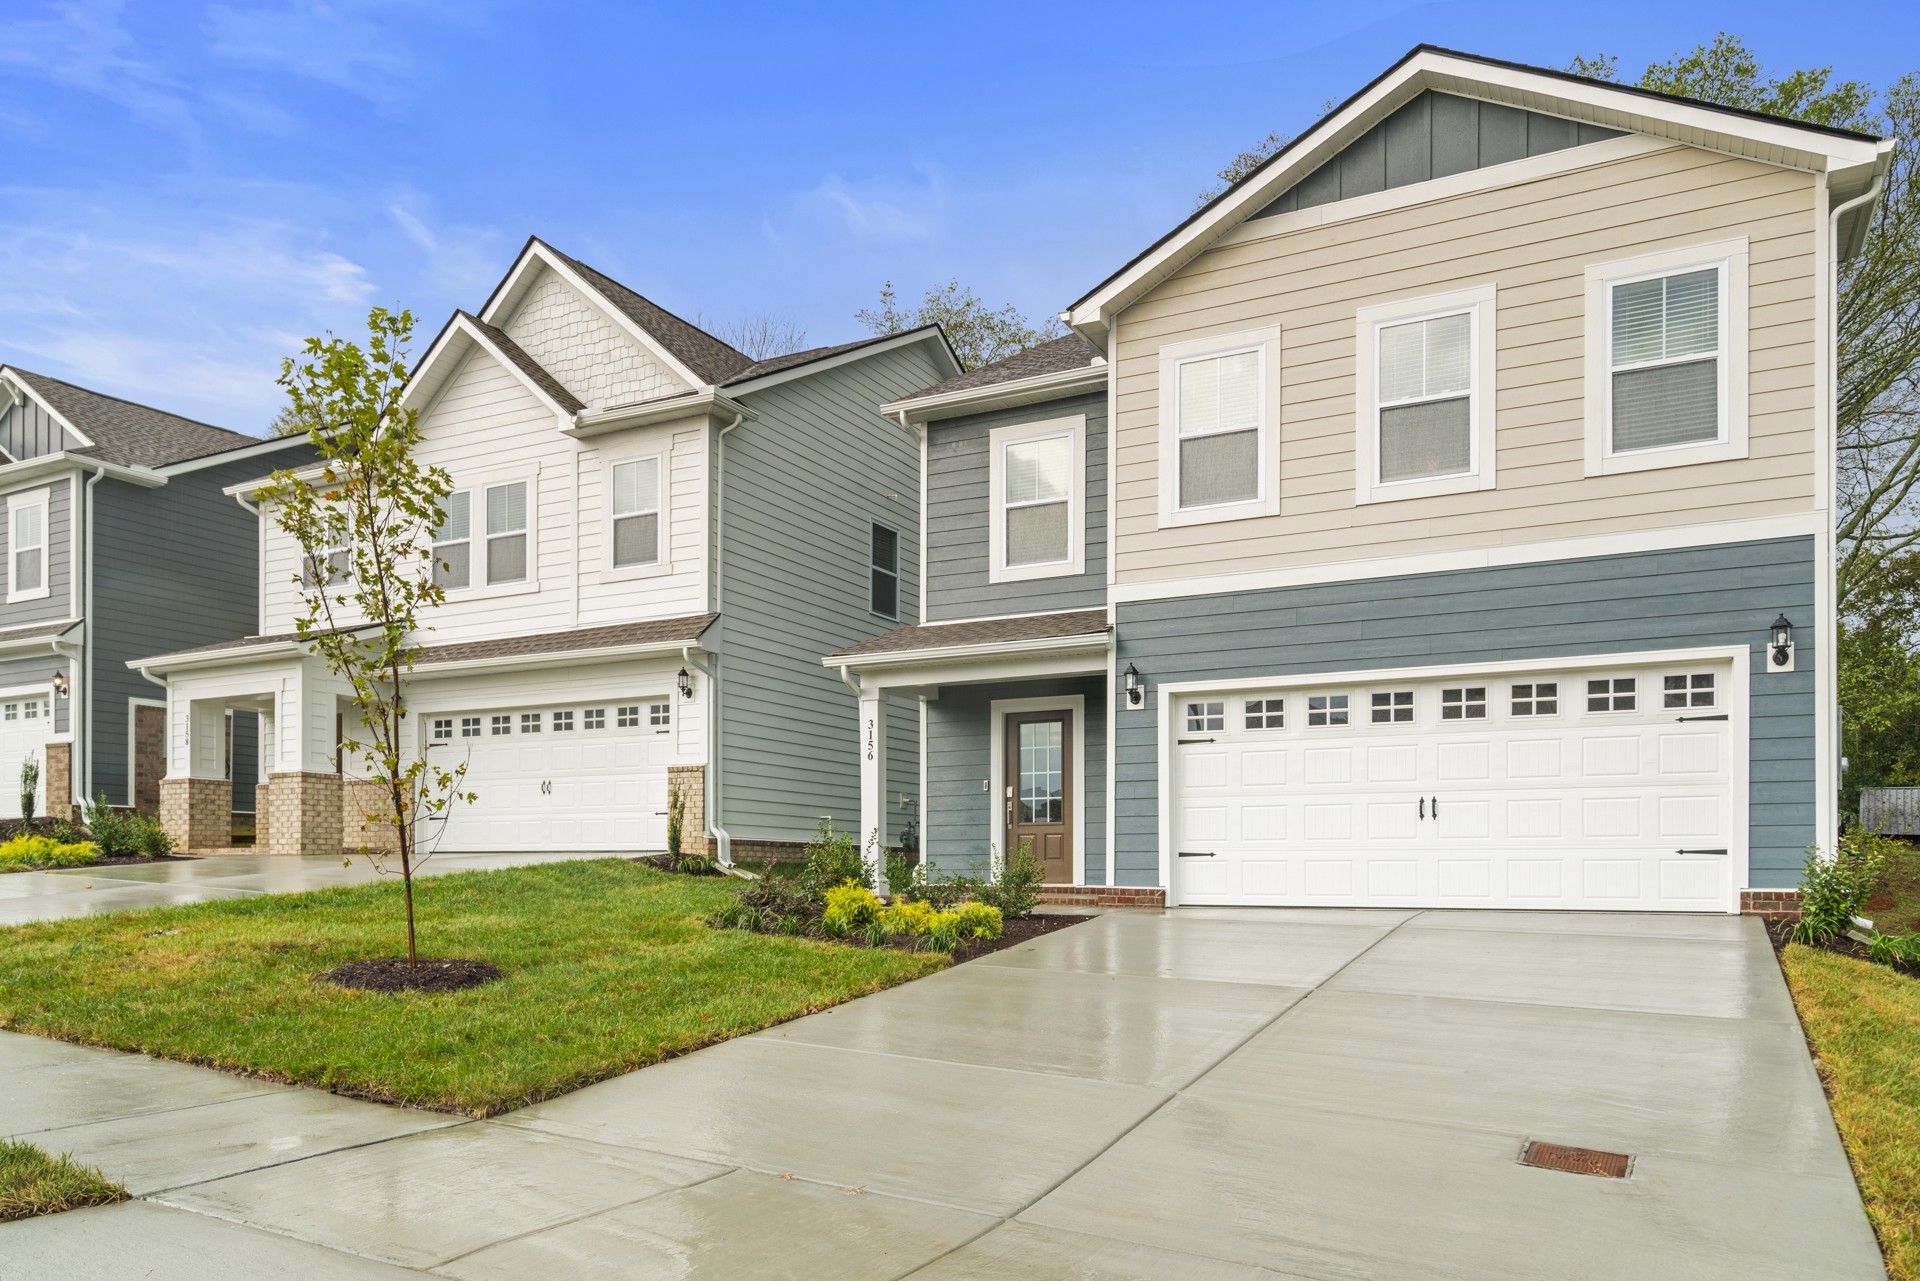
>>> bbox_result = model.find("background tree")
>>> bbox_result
[257,307,471,966]
[1195,131,1293,207]
[697,311,809,360]
[857,279,1063,371]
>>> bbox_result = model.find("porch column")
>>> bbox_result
[859,686,888,893]
[158,697,233,851]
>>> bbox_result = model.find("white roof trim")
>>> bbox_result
[158,433,312,477]
[0,369,96,449]
[477,240,711,391]
[723,327,962,398]
[821,629,1111,672]
[1066,48,1891,336]
[0,451,163,490]
[413,637,711,678]
[882,361,1107,423]
[566,390,748,438]
[400,312,577,425]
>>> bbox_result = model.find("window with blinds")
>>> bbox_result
[1608,267,1721,453]
[433,490,471,590]
[610,458,661,568]
[1176,349,1261,509]
[1002,434,1071,567]
[485,480,529,585]
[1375,310,1473,483]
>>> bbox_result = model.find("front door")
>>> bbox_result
[1005,711,1073,885]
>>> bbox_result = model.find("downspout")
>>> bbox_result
[77,465,108,809]
[699,411,747,868]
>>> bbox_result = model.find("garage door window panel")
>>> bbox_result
[1308,695,1349,727]
[1587,678,1637,713]
[1186,701,1224,733]
[1512,683,1558,716]
[1371,691,1414,724]
[1440,687,1487,720]
[1664,673,1716,709]
[1245,698,1284,729]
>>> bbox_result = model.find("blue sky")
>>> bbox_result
[3,1,1917,431]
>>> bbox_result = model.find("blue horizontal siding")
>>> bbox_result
[1112,536,1819,890]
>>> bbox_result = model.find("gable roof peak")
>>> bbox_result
[1,366,262,468]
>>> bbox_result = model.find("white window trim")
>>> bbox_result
[1156,325,1283,528]
[1583,237,1749,476]
[478,474,540,595]
[602,451,671,581]
[869,520,901,621]
[1353,284,1498,505]
[988,694,1086,887]
[432,487,474,593]
[987,414,1086,583]
[5,488,50,603]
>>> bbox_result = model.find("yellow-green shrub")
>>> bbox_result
[878,898,938,936]
[0,835,101,870]
[952,901,1003,940]
[821,881,882,934]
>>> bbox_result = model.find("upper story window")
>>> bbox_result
[1354,285,1496,505]
[610,457,662,570]
[433,491,471,590]
[1584,239,1749,476]
[869,522,899,619]
[1157,327,1281,527]
[484,481,529,586]
[6,489,49,603]
[301,544,351,590]
[988,415,1085,583]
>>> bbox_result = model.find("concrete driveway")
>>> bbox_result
[1,900,1884,1279]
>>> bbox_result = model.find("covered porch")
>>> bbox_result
[826,609,1114,894]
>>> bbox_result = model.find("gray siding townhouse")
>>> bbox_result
[0,367,312,824]
[136,238,955,859]
[829,47,1893,915]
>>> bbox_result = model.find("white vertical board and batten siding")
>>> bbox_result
[1112,144,1819,585]
[717,344,947,846]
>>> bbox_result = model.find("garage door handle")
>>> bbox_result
[1675,848,1729,856]
[1419,797,1425,819]
[1177,737,1216,744]
[1676,714,1729,722]
[1177,851,1215,858]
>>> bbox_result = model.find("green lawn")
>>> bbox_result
[0,860,943,1116]
[0,1140,125,1222]
[1784,942,1920,1279]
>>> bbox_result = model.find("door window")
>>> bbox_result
[1017,720,1063,824]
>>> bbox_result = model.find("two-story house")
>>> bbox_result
[829,47,1892,915]
[135,238,955,859]
[0,366,310,825]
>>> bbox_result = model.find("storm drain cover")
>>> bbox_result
[1520,1140,1631,1179]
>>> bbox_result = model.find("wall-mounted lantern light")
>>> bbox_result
[1123,662,1144,708]
[51,670,69,699]
[1769,614,1795,672]
[677,667,695,700]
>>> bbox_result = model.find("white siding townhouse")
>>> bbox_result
[829,47,1892,915]
[136,238,956,859]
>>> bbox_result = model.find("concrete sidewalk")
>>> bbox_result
[0,896,1885,1278]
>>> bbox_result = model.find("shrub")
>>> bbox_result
[80,796,172,860]
[884,848,919,899]
[976,839,1045,920]
[666,785,686,858]
[1792,830,1899,945]
[19,754,38,825]
[951,901,1003,941]
[801,820,869,896]
[1867,932,1920,968]
[822,881,882,934]
[0,834,101,870]
[928,916,961,953]
[890,859,981,911]
[878,898,938,936]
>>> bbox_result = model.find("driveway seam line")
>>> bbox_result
[135,1118,476,1198]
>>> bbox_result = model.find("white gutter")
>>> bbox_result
[881,363,1106,424]
[0,452,162,489]
[566,390,748,438]
[819,630,1112,673]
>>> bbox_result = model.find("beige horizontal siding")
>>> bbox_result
[1112,144,1820,586]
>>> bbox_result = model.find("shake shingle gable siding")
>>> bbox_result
[461,313,587,415]
[550,249,754,386]
[6,369,259,467]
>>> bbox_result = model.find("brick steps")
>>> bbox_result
[1039,885,1166,909]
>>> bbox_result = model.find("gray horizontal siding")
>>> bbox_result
[925,391,1106,622]
[717,341,950,846]
[924,675,1107,881]
[0,654,69,735]
[1113,536,1818,889]
[0,478,74,627]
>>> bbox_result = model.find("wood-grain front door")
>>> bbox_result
[1005,710,1073,885]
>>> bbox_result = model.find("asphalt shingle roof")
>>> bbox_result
[415,615,717,666]
[897,335,1102,403]
[829,608,1109,660]
[6,369,262,467]
[550,249,755,386]
[461,313,586,414]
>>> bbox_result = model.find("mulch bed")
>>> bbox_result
[317,958,505,993]
[1763,917,1920,980]
[833,911,1086,963]
[85,853,195,869]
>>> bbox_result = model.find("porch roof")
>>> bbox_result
[826,608,1110,668]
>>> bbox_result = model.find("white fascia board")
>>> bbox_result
[159,434,314,477]
[413,638,712,678]
[481,240,711,392]
[1065,48,1888,334]
[129,639,308,674]
[0,369,95,449]
[822,631,1111,674]
[223,461,331,498]
[723,328,960,399]
[0,452,162,490]
[401,313,577,425]
[567,390,748,438]
[881,363,1108,424]
[0,620,82,657]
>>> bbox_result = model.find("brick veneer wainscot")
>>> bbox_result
[1741,889,1803,920]
[264,772,343,858]
[159,777,233,851]
[42,741,74,824]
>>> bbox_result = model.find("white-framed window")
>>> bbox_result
[1244,697,1284,729]
[1587,678,1637,713]
[5,489,49,602]
[460,716,481,738]
[648,702,670,728]
[617,704,641,729]
[1511,682,1558,716]
[433,490,472,591]
[553,710,576,732]
[1440,687,1488,720]
[1584,239,1749,475]
[484,480,530,586]
[1664,673,1716,709]
[1370,690,1414,724]
[1157,326,1282,526]
[301,544,351,590]
[869,522,899,620]
[1354,285,1497,505]
[1185,701,1225,732]
[3,703,15,721]
[490,714,511,735]
[431,718,453,741]
[24,699,39,720]
[1307,694,1349,727]
[520,712,542,733]
[608,456,663,571]
[583,708,606,730]
[988,415,1086,583]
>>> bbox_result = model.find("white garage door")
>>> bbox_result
[1172,660,1736,911]
[422,696,676,853]
[0,693,53,820]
